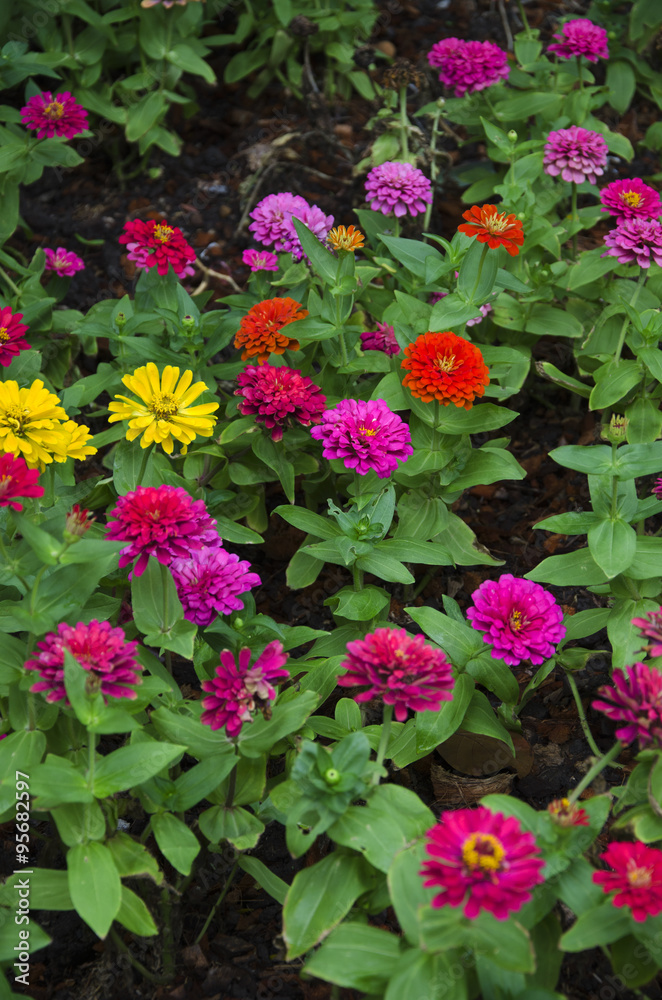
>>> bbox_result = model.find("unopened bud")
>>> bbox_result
[602,413,628,443]
[115,312,127,332]
[64,504,95,540]
[324,768,341,786]
[181,314,196,334]
[508,130,518,143]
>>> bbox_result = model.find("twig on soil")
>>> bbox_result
[110,928,173,985]
[192,258,241,296]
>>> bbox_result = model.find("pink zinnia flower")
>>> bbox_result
[593,842,662,922]
[119,219,196,278]
[25,620,142,705]
[248,192,333,261]
[543,127,608,185]
[20,91,88,140]
[171,547,261,627]
[427,37,510,97]
[547,18,609,62]
[467,574,566,667]
[632,607,662,657]
[466,303,493,327]
[365,162,432,218]
[420,806,545,920]
[235,363,326,441]
[603,217,662,268]
[106,484,219,578]
[0,453,44,511]
[310,398,413,478]
[592,663,662,749]
[43,247,85,277]
[428,291,448,305]
[337,627,454,722]
[547,798,589,828]
[653,478,662,502]
[201,641,289,736]
[0,307,30,368]
[360,322,400,356]
[600,179,662,221]
[242,248,279,272]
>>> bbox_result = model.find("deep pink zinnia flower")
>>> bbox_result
[20,91,88,140]
[200,641,289,736]
[632,607,662,657]
[310,398,413,478]
[365,162,432,218]
[43,247,85,277]
[171,546,261,627]
[242,248,279,272]
[543,127,608,185]
[427,37,510,97]
[467,574,566,666]
[25,620,142,705]
[106,484,219,578]
[0,453,44,511]
[600,179,662,221]
[420,806,545,920]
[0,307,30,367]
[360,322,400,356]
[119,219,196,278]
[337,627,454,722]
[428,291,448,305]
[603,217,662,268]
[547,18,609,62]
[235,363,326,441]
[593,842,662,922]
[248,192,333,261]
[592,663,662,749]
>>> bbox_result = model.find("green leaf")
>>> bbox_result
[0,731,46,814]
[460,689,515,752]
[587,518,636,578]
[67,842,122,939]
[198,804,264,849]
[238,855,289,904]
[565,250,619,290]
[303,922,401,991]
[406,605,483,666]
[589,360,642,410]
[549,444,613,476]
[106,832,163,883]
[328,584,389,621]
[116,885,158,937]
[356,550,414,584]
[150,707,237,761]
[167,43,216,84]
[273,504,341,539]
[457,237,499,303]
[237,690,318,757]
[125,91,166,142]
[93,742,186,797]
[450,446,526,492]
[415,673,474,754]
[329,785,434,872]
[625,397,662,444]
[151,812,200,876]
[292,218,338,284]
[606,60,636,114]
[470,912,535,973]
[560,904,633,951]
[378,235,444,279]
[436,403,517,434]
[252,434,295,503]
[526,548,608,586]
[30,755,94,808]
[614,441,662,479]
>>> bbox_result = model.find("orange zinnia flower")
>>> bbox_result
[458,204,524,256]
[234,297,308,364]
[327,225,365,252]
[401,331,489,409]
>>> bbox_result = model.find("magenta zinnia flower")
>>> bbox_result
[467,574,566,666]
[543,127,608,185]
[106,484,219,578]
[547,18,609,62]
[20,91,88,140]
[603,217,662,268]
[235,363,326,441]
[337,627,454,721]
[200,641,289,736]
[360,322,400,356]
[0,453,44,511]
[0,307,30,367]
[420,806,545,920]
[600,179,662,221]
[25,620,142,705]
[119,219,196,278]
[365,162,432,218]
[171,546,261,627]
[593,842,662,922]
[592,663,662,749]
[428,37,510,96]
[310,398,413,478]
[248,192,333,261]
[43,247,85,277]
[242,248,280,272]
[632,607,662,657]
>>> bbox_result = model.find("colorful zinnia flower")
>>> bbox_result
[310,398,413,478]
[242,248,280,272]
[600,179,662,221]
[603,217,662,268]
[248,192,333,260]
[543,127,608,185]
[171,546,261,627]
[43,247,85,277]
[592,663,662,749]
[593,842,662,922]
[327,225,365,252]
[458,204,524,256]
[365,161,432,218]
[25,620,142,705]
[0,453,44,511]
[547,18,609,62]
[401,330,489,409]
[64,503,95,538]
[0,307,30,367]
[200,641,289,736]
[106,484,220,578]
[337,627,454,721]
[467,574,566,667]
[20,91,88,140]
[632,607,662,657]
[108,362,219,456]
[547,798,589,828]
[235,363,326,441]
[420,806,545,920]
[427,37,510,96]
[0,379,96,470]
[360,322,400,356]
[119,219,196,278]
[234,297,307,364]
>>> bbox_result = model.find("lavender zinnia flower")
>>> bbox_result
[600,179,662,221]
[310,398,413,478]
[365,162,432,218]
[467,574,566,666]
[603,217,662,268]
[360,322,400,356]
[547,18,609,62]
[543,127,608,185]
[592,663,662,749]
[171,547,261,627]
[427,37,510,97]
[248,192,333,260]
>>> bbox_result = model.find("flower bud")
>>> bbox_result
[508,130,518,143]
[324,768,341,786]
[115,312,127,332]
[64,504,95,540]
[601,413,628,443]
[181,314,196,334]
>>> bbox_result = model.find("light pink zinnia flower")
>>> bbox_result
[200,641,289,736]
[242,248,279,272]
[543,127,608,185]
[603,217,662,268]
[0,453,44,511]
[25,620,142,705]
[593,842,662,922]
[592,663,662,749]
[467,574,566,666]
[600,179,662,221]
[420,806,545,920]
[310,398,413,478]
[20,91,88,140]
[632,607,662,657]
[235,363,326,441]
[428,37,510,96]
[171,547,261,627]
[43,247,85,277]
[360,322,400,356]
[337,627,454,721]
[364,162,432,218]
[248,192,333,261]
[547,18,609,62]
[0,307,30,367]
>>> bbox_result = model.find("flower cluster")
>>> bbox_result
[458,204,524,256]
[543,127,608,185]
[603,217,662,268]
[594,842,662,922]
[201,641,289,736]
[0,379,96,470]
[242,248,279,272]
[364,161,432,218]
[0,307,30,368]
[311,398,413,478]
[43,247,85,277]
[119,219,196,278]
[547,18,609,62]
[427,37,510,96]
[401,331,490,409]
[0,453,44,511]
[600,179,662,221]
[592,662,662,749]
[249,192,333,260]
[171,547,261,627]
[234,297,307,364]
[467,574,566,666]
[235,363,326,440]
[360,322,399,356]
[20,91,88,139]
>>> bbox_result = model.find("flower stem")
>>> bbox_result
[613,270,648,365]
[564,669,603,759]
[399,85,409,162]
[516,0,532,38]
[87,732,97,790]
[0,266,21,297]
[136,443,154,488]
[423,103,443,236]
[373,703,394,782]
[570,180,578,260]
[568,740,623,805]
[194,857,239,946]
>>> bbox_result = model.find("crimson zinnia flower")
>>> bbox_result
[593,842,662,922]
[25,620,142,705]
[0,452,44,511]
[365,162,432,218]
[603,217,662,268]
[310,398,413,478]
[632,607,662,657]
[547,18,609,62]
[43,247,85,277]
[467,574,566,667]
[543,127,608,185]
[119,219,196,278]
[0,307,30,367]
[592,663,662,749]
[428,37,510,96]
[420,806,545,920]
[337,627,454,721]
[600,179,662,221]
[201,641,289,736]
[171,547,261,627]
[547,798,589,828]
[235,363,326,440]
[401,330,489,409]
[360,322,399,356]
[20,91,88,139]
[458,204,524,256]
[234,297,308,364]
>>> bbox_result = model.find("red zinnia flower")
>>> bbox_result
[547,798,589,827]
[20,91,88,140]
[201,641,289,736]
[0,453,44,511]
[119,219,196,278]
[458,205,524,256]
[235,363,326,440]
[593,842,662,922]
[0,307,30,367]
[234,297,308,364]
[401,330,489,409]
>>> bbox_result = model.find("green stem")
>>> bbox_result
[373,703,394,782]
[469,243,489,302]
[568,741,623,805]
[431,400,440,451]
[160,887,175,981]
[610,443,619,519]
[576,55,583,92]
[422,105,442,236]
[87,732,97,790]
[352,563,364,591]
[0,265,21,297]
[614,270,648,365]
[564,669,603,759]
[136,443,154,488]
[399,85,409,162]
[571,181,578,260]
[194,857,239,946]
[516,0,532,37]
[225,762,237,809]
[160,562,173,675]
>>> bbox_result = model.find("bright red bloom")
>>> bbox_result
[235,363,326,441]
[20,91,88,140]
[458,205,524,256]
[401,330,489,409]
[0,307,30,367]
[119,219,196,278]
[592,663,662,749]
[234,297,308,364]
[547,798,589,827]
[593,842,662,922]
[0,453,44,511]
[420,806,545,920]
[201,641,289,736]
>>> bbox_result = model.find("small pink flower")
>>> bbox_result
[365,162,432,218]
[0,307,30,367]
[248,192,333,261]
[171,547,261,627]
[593,842,662,922]
[467,574,566,666]
[242,248,279,272]
[43,247,85,277]
[200,641,289,736]
[428,37,510,96]
[420,806,545,920]
[0,453,44,511]
[603,217,662,268]
[543,127,608,185]
[547,18,609,62]
[20,91,88,140]
[360,322,400,356]
[632,607,662,657]
[310,398,413,478]
[428,291,448,305]
[600,179,662,221]
[235,363,326,441]
[466,303,493,327]
[119,219,196,278]
[592,663,662,749]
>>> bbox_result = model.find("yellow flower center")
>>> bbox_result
[0,327,8,342]
[154,224,174,244]
[484,212,510,234]
[509,609,524,631]
[1,404,29,433]
[620,190,642,208]
[44,101,64,120]
[151,392,179,420]
[436,352,459,373]
[462,833,505,873]
[627,864,653,888]
[358,425,377,437]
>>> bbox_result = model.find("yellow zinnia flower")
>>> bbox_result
[0,379,97,470]
[108,362,219,455]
